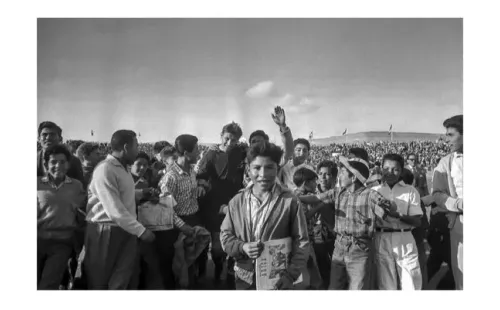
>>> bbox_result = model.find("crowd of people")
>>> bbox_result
[36,106,463,291]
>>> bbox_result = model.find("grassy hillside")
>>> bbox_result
[312,131,444,145]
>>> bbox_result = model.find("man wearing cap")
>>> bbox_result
[432,115,463,290]
[297,155,396,290]
[372,154,423,290]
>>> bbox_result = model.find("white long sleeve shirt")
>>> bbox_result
[86,155,146,237]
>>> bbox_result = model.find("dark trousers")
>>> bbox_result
[131,229,179,290]
[427,229,455,289]
[84,223,137,290]
[313,239,335,289]
[38,238,73,290]
[329,235,372,290]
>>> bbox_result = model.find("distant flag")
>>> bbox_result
[91,130,94,136]
[388,124,393,135]
[138,132,141,137]
[309,131,314,140]
[342,128,348,136]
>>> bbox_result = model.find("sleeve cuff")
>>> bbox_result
[279,126,290,134]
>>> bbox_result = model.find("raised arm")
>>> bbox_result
[272,106,294,163]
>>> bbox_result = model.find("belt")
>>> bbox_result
[376,228,412,233]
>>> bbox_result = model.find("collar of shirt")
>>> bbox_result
[41,175,72,190]
[381,180,406,188]
[171,161,192,176]
[106,154,129,171]
[454,151,463,159]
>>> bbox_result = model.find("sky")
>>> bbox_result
[37,18,462,143]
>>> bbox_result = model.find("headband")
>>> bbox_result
[339,155,368,184]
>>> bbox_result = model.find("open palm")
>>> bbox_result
[271,106,286,126]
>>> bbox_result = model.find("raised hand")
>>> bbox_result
[271,106,286,127]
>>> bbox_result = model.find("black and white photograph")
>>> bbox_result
[4,1,499,308]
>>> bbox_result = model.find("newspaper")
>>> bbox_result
[255,237,303,290]
[137,195,176,231]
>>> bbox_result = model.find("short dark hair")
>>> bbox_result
[247,141,284,166]
[382,153,405,170]
[401,168,415,185]
[67,140,84,153]
[293,167,318,187]
[160,145,176,158]
[153,141,172,154]
[38,121,62,137]
[349,147,369,162]
[174,134,199,154]
[407,153,418,162]
[443,115,463,135]
[249,130,269,142]
[76,142,99,161]
[110,130,137,152]
[221,122,243,140]
[135,151,150,163]
[317,160,338,180]
[294,138,310,151]
[43,144,71,164]
[348,161,370,181]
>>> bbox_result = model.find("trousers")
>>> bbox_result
[84,222,137,290]
[374,231,422,290]
[37,238,73,290]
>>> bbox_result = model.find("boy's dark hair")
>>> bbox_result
[349,147,369,162]
[153,141,172,154]
[382,153,405,170]
[135,151,150,163]
[443,115,463,135]
[247,141,284,166]
[110,130,137,152]
[293,167,318,187]
[67,140,84,153]
[160,145,177,158]
[43,144,72,164]
[38,121,62,137]
[174,134,199,154]
[294,138,311,151]
[317,160,338,180]
[222,122,243,140]
[249,130,269,142]
[401,168,415,185]
[76,142,99,161]
[348,161,370,181]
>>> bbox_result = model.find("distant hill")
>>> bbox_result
[312,131,445,145]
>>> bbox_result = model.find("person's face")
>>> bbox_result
[338,166,355,188]
[45,153,69,180]
[382,159,402,186]
[250,135,266,147]
[294,143,309,163]
[318,167,334,190]
[87,149,100,166]
[39,127,61,150]
[220,132,239,152]
[446,127,463,153]
[162,155,175,166]
[407,155,416,168]
[185,143,200,165]
[131,157,149,177]
[124,137,139,165]
[249,156,278,192]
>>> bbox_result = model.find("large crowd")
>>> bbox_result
[36,106,463,291]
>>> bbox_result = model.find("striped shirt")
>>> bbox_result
[159,162,199,227]
[316,186,387,239]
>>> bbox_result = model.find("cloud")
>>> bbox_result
[245,81,275,99]
[276,95,322,114]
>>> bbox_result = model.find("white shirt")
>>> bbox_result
[451,152,463,199]
[372,181,423,230]
[278,160,315,190]
[86,155,146,237]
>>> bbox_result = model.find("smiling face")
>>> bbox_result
[318,166,334,190]
[338,166,355,188]
[39,127,62,150]
[382,159,402,186]
[46,153,69,180]
[248,156,278,192]
[294,143,309,164]
[220,132,239,152]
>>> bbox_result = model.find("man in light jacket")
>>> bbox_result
[432,115,463,290]
[220,141,309,290]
